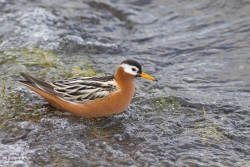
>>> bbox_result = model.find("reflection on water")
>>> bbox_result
[0,0,250,166]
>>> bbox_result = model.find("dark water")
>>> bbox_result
[0,0,250,166]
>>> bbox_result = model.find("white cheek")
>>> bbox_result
[120,64,137,75]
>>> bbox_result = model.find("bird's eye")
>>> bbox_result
[132,68,136,72]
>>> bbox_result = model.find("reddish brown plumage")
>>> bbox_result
[22,66,135,118]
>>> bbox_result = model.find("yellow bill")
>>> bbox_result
[140,72,157,81]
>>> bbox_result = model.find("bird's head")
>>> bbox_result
[120,59,157,81]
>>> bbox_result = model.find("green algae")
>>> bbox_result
[1,47,98,78]
[154,96,180,112]
[0,84,43,129]
[0,78,6,98]
[163,96,179,108]
[0,118,7,129]
[2,48,59,68]
[194,119,223,144]
[136,96,180,114]
[198,124,223,144]
[19,48,58,67]
[1,48,97,78]
[90,126,109,140]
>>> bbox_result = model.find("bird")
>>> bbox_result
[19,59,157,118]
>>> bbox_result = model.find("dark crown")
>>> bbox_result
[121,59,142,74]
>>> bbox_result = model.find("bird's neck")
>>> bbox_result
[114,66,135,91]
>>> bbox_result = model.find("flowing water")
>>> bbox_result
[0,0,250,166]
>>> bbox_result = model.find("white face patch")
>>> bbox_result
[120,63,139,75]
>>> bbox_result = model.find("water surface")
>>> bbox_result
[0,0,250,166]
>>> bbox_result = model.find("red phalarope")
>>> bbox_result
[20,59,157,118]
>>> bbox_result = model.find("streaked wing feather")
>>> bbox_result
[50,75,118,103]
